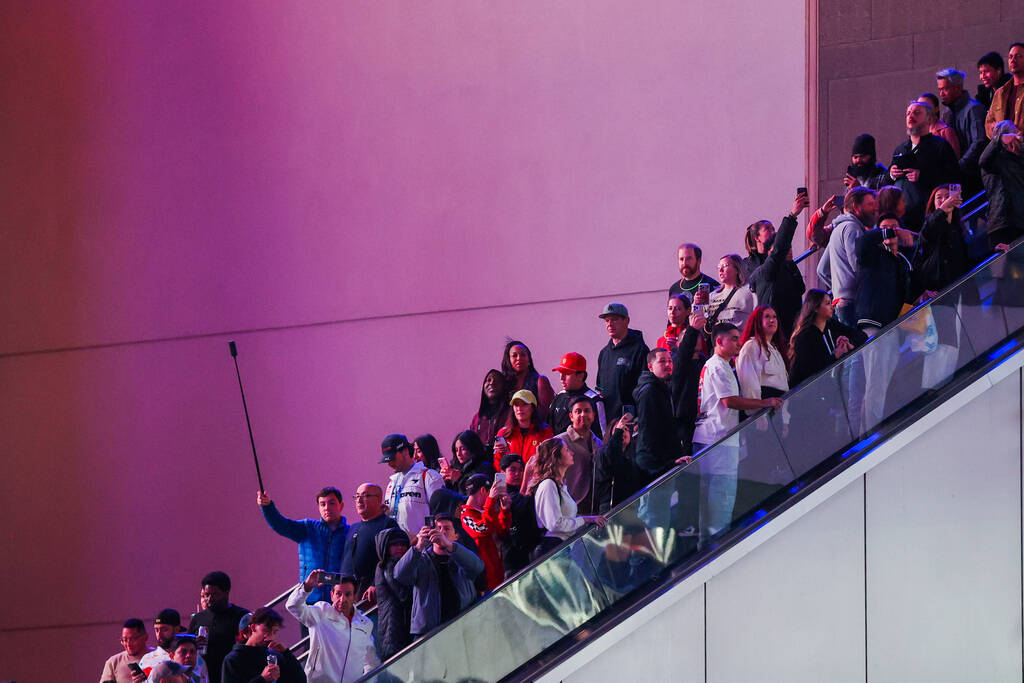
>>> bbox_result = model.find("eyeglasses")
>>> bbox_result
[352,493,380,500]
[120,634,145,644]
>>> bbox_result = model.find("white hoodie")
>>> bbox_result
[285,585,380,683]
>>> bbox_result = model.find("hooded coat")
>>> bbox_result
[633,370,681,476]
[597,328,650,420]
[373,527,413,661]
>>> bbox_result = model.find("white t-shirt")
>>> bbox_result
[693,353,741,447]
[383,461,444,535]
[708,284,757,331]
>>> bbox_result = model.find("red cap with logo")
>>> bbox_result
[552,352,586,374]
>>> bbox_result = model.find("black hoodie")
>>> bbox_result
[597,328,650,420]
[633,370,681,476]
[374,527,414,661]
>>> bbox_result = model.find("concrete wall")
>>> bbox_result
[815,0,1024,206]
[0,3,806,681]
[557,366,1024,683]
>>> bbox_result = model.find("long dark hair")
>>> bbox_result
[744,220,773,256]
[501,340,540,391]
[413,434,442,471]
[790,289,830,354]
[504,396,543,434]
[740,306,790,370]
[476,369,506,419]
[451,430,488,470]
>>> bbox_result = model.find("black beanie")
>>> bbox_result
[851,133,876,157]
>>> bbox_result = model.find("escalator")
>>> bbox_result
[358,239,1024,683]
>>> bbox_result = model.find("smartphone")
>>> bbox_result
[832,193,844,208]
[797,186,808,196]
[622,404,635,417]
[128,664,145,678]
[846,164,859,177]
[949,183,961,196]
[493,472,507,488]
[494,435,508,450]
[894,153,915,170]
[266,652,278,667]
[321,571,343,585]
[697,282,710,296]
[424,515,435,528]
[438,456,449,469]
[692,303,704,316]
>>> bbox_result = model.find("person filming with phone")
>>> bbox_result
[257,487,350,606]
[285,571,379,683]
[221,608,304,683]
[394,513,484,637]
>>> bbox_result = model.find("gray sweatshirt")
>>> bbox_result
[817,212,867,300]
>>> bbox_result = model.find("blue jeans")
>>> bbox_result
[693,442,739,544]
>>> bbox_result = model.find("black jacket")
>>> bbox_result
[374,527,414,661]
[913,210,971,293]
[597,329,650,420]
[188,604,250,683]
[221,643,305,683]
[340,513,400,597]
[748,213,806,336]
[669,325,706,452]
[789,320,866,387]
[548,385,606,439]
[495,489,542,577]
[980,134,1024,242]
[632,370,680,476]
[593,427,649,513]
[977,74,1012,111]
[855,231,913,328]
[887,133,960,229]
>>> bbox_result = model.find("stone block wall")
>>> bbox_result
[816,0,1024,207]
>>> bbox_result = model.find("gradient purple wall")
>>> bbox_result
[0,3,806,680]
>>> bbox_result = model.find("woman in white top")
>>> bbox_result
[529,437,607,559]
[736,306,790,401]
[736,306,791,429]
[707,254,757,332]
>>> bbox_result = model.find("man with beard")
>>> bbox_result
[668,243,719,302]
[139,610,208,681]
[187,572,249,683]
[842,134,888,190]
[340,483,399,601]
[985,43,1024,138]
[886,99,960,228]
[817,187,879,327]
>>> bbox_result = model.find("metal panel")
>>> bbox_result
[865,369,1023,682]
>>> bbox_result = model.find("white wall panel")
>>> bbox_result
[564,585,705,683]
[865,370,1022,682]
[705,475,866,683]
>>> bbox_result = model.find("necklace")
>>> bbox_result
[678,277,701,292]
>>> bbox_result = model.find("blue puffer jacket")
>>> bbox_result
[261,502,350,604]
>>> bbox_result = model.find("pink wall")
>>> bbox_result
[0,2,805,680]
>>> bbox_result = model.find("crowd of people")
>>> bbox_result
[102,43,1024,683]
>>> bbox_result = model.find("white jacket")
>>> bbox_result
[285,585,380,683]
[383,461,444,534]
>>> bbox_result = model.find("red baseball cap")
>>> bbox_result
[552,352,586,374]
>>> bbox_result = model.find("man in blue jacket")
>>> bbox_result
[257,487,350,604]
[394,512,484,637]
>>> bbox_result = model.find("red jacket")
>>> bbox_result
[459,497,506,590]
[494,422,554,470]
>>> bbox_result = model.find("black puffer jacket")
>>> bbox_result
[374,527,413,661]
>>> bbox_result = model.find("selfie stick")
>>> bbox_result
[228,341,265,493]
